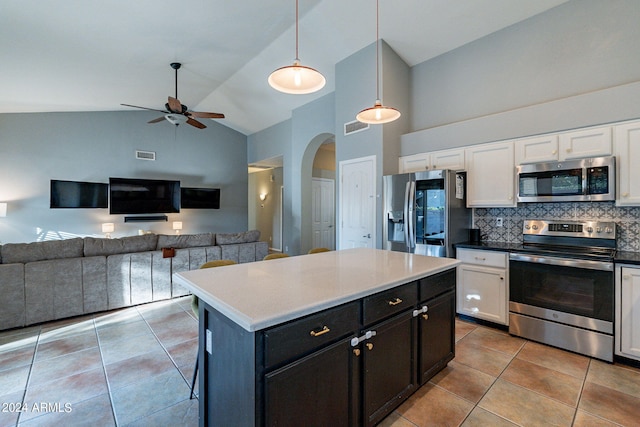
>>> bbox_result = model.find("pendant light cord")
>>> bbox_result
[295,0,299,60]
[376,0,380,100]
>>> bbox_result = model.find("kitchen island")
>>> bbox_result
[173,248,460,427]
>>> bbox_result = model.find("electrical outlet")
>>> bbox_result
[496,217,504,227]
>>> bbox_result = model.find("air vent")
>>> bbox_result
[344,120,369,136]
[135,150,156,161]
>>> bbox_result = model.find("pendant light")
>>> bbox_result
[356,0,401,124]
[268,0,326,94]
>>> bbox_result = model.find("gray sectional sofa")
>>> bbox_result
[0,231,268,331]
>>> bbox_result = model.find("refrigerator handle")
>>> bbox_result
[408,181,416,248]
[404,181,411,248]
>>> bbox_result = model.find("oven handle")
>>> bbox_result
[509,252,613,271]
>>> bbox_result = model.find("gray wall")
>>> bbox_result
[404,0,640,153]
[0,111,248,243]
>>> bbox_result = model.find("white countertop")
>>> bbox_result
[172,248,460,332]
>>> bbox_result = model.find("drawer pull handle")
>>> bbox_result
[474,257,486,261]
[388,298,403,306]
[310,326,331,337]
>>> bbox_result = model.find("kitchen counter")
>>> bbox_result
[614,251,640,265]
[172,247,460,331]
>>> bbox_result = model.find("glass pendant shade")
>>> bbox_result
[356,99,401,124]
[268,59,326,94]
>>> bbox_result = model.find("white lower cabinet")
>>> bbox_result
[616,266,640,360]
[456,249,509,325]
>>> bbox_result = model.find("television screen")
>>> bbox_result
[109,177,180,214]
[50,180,108,208]
[181,187,220,209]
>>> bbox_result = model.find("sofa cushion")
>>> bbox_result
[1,238,84,264]
[84,234,159,257]
[216,230,260,245]
[156,233,215,250]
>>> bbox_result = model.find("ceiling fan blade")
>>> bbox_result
[189,111,225,119]
[167,96,183,113]
[148,116,166,124]
[186,117,207,129]
[121,103,168,113]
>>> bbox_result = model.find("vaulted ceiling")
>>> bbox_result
[1,0,567,135]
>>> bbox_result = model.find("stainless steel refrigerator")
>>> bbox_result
[383,170,471,257]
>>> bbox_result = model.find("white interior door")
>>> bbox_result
[312,178,335,250]
[339,156,376,249]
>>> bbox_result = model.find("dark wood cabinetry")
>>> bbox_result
[198,267,456,427]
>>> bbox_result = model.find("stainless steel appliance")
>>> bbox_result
[516,156,615,203]
[383,170,471,257]
[509,219,616,361]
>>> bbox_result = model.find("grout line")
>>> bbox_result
[14,325,41,426]
[94,317,119,427]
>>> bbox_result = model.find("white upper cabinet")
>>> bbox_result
[466,141,516,207]
[514,134,559,164]
[558,126,612,160]
[614,120,640,206]
[398,148,465,173]
[398,153,429,173]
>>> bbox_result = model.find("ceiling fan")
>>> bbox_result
[121,62,224,129]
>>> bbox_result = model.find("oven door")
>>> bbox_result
[509,253,614,331]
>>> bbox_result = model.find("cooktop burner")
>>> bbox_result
[518,219,616,260]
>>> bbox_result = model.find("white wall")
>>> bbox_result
[0,111,248,243]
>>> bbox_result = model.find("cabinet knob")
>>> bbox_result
[422,314,429,321]
[310,326,331,337]
[623,275,630,280]
[623,192,629,198]
[366,343,374,351]
[388,297,403,306]
[500,277,504,281]
[552,150,557,155]
[353,348,361,357]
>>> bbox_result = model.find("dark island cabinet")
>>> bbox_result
[197,268,456,427]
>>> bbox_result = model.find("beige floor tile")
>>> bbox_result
[500,358,583,407]
[105,348,177,391]
[17,393,115,426]
[28,347,102,386]
[21,367,108,422]
[38,316,95,341]
[516,341,590,379]
[578,381,640,426]
[463,327,525,356]
[586,359,640,398]
[572,410,620,426]
[95,318,153,344]
[461,407,518,427]
[0,390,26,427]
[429,360,496,403]
[93,307,144,329]
[0,340,36,371]
[396,383,474,427]
[455,319,477,342]
[453,339,513,377]
[377,412,417,427]
[137,299,187,320]
[478,379,575,426]
[126,398,198,427]
[99,330,163,365]
[35,330,98,361]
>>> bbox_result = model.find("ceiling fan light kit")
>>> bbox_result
[356,0,401,125]
[121,62,224,130]
[268,0,325,95]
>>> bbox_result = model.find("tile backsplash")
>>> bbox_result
[473,202,640,252]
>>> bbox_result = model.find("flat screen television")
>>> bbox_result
[109,177,180,214]
[50,180,108,208]
[181,187,220,209]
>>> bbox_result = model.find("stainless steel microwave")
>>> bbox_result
[516,156,615,203]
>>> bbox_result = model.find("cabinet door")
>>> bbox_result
[362,310,416,427]
[417,290,455,385]
[430,148,465,171]
[265,338,355,427]
[465,141,516,207]
[620,267,640,359]
[559,126,612,160]
[457,264,508,325]
[514,134,558,164]
[615,121,640,206]
[399,153,429,173]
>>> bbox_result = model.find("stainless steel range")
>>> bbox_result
[509,219,616,362]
